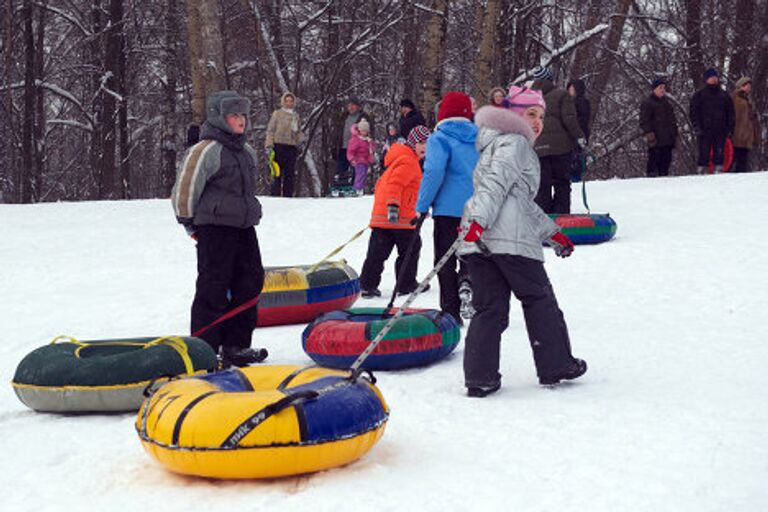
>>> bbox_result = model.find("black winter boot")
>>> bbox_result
[467,382,501,398]
[539,358,587,385]
[220,346,269,368]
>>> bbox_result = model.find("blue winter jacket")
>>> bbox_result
[416,119,479,218]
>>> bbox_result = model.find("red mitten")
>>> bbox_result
[550,232,574,258]
[462,221,485,243]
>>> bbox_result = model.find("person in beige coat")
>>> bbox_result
[265,92,304,196]
[731,77,760,173]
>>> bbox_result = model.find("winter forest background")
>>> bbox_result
[1,0,766,202]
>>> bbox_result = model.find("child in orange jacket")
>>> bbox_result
[359,125,430,298]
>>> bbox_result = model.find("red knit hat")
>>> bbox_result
[437,92,473,122]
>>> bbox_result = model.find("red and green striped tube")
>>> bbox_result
[302,307,461,370]
[550,213,617,245]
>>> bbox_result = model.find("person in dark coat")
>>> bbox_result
[566,79,591,141]
[171,90,267,367]
[639,78,679,177]
[530,66,585,213]
[335,97,374,186]
[566,78,591,182]
[399,99,427,139]
[689,68,735,174]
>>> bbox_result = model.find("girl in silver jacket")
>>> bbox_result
[459,86,586,397]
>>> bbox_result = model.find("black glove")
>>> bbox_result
[387,204,399,224]
[177,217,197,240]
[410,211,428,226]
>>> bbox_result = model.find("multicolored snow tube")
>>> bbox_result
[12,336,218,412]
[302,307,461,370]
[550,213,617,245]
[136,365,389,479]
[258,261,360,327]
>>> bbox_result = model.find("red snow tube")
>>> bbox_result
[302,307,461,370]
[707,137,733,173]
[549,213,617,245]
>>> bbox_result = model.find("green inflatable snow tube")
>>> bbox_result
[12,336,218,413]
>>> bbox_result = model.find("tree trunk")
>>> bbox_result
[589,0,632,121]
[162,0,180,196]
[684,0,704,89]
[21,0,34,203]
[401,1,419,101]
[472,0,502,105]
[570,0,602,79]
[421,0,449,125]
[729,0,755,80]
[33,0,46,202]
[99,0,125,200]
[90,1,103,200]
[186,0,226,124]
[4,0,17,203]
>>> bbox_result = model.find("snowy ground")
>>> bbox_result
[2,173,767,512]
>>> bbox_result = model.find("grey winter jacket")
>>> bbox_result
[458,106,559,262]
[172,91,262,229]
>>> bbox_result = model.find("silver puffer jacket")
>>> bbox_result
[458,106,559,261]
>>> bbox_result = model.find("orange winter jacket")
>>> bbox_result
[370,143,422,230]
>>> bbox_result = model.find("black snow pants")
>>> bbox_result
[433,216,466,321]
[191,225,264,353]
[646,145,673,177]
[535,152,572,214]
[463,253,575,387]
[359,227,421,293]
[697,132,726,167]
[271,143,298,197]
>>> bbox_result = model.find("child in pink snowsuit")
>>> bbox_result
[346,119,376,193]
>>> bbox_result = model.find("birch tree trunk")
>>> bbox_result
[186,0,227,125]
[421,0,449,125]
[472,0,502,105]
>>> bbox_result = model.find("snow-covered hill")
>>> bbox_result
[2,173,767,511]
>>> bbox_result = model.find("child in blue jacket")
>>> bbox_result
[415,92,479,322]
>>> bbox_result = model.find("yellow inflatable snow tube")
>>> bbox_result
[136,365,389,479]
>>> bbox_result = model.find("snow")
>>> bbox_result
[2,172,768,511]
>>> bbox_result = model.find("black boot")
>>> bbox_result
[220,346,269,368]
[467,382,501,398]
[539,358,587,385]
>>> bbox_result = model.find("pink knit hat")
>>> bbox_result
[505,86,546,116]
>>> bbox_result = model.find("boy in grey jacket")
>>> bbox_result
[459,86,586,397]
[172,90,267,367]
